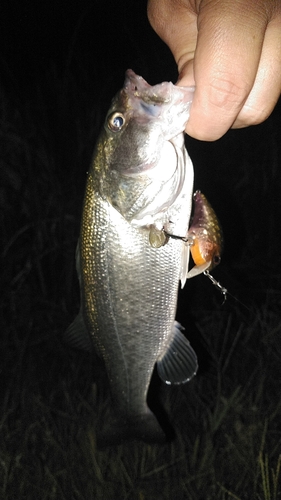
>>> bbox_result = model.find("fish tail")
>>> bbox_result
[97,410,167,447]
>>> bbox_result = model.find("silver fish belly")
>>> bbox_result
[65,70,198,444]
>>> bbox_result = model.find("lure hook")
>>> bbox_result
[203,270,228,304]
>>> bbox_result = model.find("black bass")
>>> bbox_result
[65,70,198,444]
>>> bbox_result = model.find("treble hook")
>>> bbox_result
[203,270,228,304]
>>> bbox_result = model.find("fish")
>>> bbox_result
[65,70,198,445]
[186,190,223,279]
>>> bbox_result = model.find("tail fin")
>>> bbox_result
[97,411,167,447]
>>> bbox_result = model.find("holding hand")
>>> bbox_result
[148,0,281,140]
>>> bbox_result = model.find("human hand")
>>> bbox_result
[147,0,281,140]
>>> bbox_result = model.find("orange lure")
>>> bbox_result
[186,191,223,279]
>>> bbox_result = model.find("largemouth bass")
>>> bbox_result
[65,70,198,444]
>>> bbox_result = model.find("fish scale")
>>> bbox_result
[90,198,180,415]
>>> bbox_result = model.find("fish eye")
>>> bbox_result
[108,112,125,132]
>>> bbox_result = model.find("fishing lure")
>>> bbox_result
[161,191,251,309]
[162,190,225,293]
[187,192,252,310]
[152,190,225,293]
[186,190,223,279]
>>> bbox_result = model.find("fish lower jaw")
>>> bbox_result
[145,140,178,181]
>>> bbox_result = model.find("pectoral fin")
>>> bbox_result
[180,241,191,288]
[157,322,198,385]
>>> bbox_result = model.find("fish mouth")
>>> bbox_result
[123,69,194,110]
[119,70,194,177]
[124,69,173,105]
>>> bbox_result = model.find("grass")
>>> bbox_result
[1,61,281,499]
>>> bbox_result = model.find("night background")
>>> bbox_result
[1,1,281,499]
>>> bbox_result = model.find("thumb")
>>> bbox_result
[147,0,197,87]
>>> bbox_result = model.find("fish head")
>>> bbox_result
[93,70,194,222]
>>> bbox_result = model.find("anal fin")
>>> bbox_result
[157,322,198,384]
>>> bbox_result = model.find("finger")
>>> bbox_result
[233,12,281,128]
[183,0,270,140]
[147,0,198,87]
